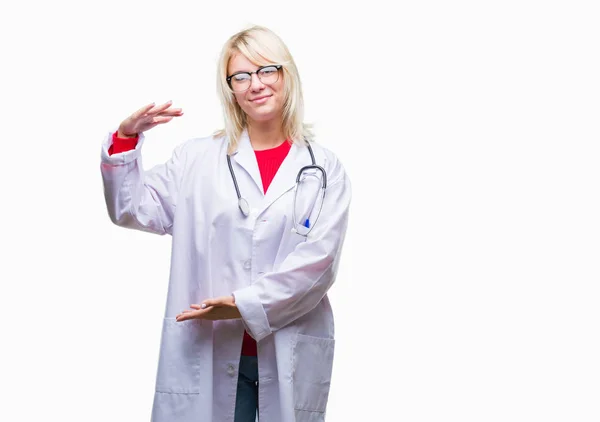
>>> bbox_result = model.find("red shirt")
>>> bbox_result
[109,132,292,356]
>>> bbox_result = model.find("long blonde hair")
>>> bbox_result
[213,25,313,154]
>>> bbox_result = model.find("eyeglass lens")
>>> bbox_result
[230,66,280,92]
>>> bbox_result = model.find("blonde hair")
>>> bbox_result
[213,25,313,154]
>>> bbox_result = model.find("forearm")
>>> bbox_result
[234,186,350,341]
[101,131,179,235]
[234,256,339,341]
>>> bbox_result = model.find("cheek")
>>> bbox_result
[235,97,251,113]
[275,76,286,92]
[274,84,286,104]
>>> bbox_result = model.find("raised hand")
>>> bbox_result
[117,101,183,138]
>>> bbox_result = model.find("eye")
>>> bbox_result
[232,73,251,82]
[259,66,278,76]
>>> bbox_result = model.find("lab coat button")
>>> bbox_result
[227,364,235,376]
[243,260,251,270]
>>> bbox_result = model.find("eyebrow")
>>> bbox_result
[228,64,274,75]
[230,66,258,73]
[229,69,254,75]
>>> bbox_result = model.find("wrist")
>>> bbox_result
[117,128,138,139]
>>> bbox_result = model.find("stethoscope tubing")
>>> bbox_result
[227,142,326,221]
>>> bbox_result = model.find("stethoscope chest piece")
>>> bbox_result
[238,197,250,217]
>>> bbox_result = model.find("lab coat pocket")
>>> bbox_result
[155,318,202,394]
[292,333,335,414]
[272,191,308,266]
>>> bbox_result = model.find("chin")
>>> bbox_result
[243,98,283,122]
[247,109,280,123]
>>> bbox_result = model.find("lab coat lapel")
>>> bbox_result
[263,142,307,208]
[230,130,264,195]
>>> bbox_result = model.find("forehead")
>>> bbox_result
[228,52,267,73]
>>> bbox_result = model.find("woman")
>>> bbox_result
[101,25,351,422]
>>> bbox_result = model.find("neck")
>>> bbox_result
[247,119,285,151]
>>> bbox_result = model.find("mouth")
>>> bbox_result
[250,95,272,103]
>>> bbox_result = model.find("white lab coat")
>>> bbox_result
[100,129,351,422]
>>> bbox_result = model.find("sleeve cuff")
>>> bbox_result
[110,131,139,155]
[232,287,272,342]
[100,130,146,165]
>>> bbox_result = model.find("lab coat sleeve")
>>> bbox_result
[100,130,187,235]
[233,157,351,342]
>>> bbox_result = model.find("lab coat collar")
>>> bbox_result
[230,129,310,212]
[262,140,307,207]
[230,129,264,194]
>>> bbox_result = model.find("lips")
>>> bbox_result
[250,95,272,102]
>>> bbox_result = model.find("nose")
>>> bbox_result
[249,73,265,92]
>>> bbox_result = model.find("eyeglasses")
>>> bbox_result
[226,65,282,92]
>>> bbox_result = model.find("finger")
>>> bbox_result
[190,303,210,310]
[151,116,174,125]
[131,103,156,120]
[176,310,200,322]
[200,299,218,308]
[177,306,218,321]
[147,100,174,116]
[157,108,184,117]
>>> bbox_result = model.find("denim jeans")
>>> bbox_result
[234,355,259,422]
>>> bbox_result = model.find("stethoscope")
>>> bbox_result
[226,143,327,235]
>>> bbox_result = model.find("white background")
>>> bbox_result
[1,1,599,421]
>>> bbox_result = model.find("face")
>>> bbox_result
[227,53,285,124]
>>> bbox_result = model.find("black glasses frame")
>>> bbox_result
[226,65,282,90]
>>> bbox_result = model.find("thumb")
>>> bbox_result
[200,299,218,308]
[202,296,233,307]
